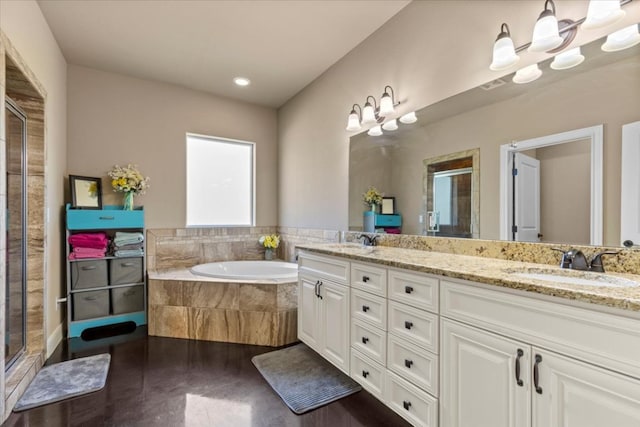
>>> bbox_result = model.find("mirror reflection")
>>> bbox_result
[348,34,640,247]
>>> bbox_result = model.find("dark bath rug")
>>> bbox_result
[252,343,361,414]
[13,353,110,412]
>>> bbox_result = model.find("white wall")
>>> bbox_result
[67,65,278,229]
[278,0,640,230]
[0,0,68,355]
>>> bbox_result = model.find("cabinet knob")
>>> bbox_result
[403,400,412,411]
[362,305,370,312]
[362,370,369,378]
[362,275,370,283]
[361,336,369,344]
[404,359,413,369]
[405,286,414,294]
[404,321,413,330]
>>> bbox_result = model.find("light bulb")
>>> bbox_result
[601,24,640,52]
[346,111,361,131]
[529,0,563,52]
[583,0,625,30]
[382,119,398,131]
[513,64,542,84]
[362,102,377,124]
[490,23,520,71]
[550,47,585,70]
[380,92,395,116]
[368,125,383,136]
[399,112,417,124]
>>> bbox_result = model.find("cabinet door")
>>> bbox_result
[320,280,350,373]
[298,276,320,351]
[533,349,640,427]
[441,319,531,427]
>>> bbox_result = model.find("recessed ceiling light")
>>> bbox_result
[233,77,251,87]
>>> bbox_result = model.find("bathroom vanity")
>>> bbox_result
[296,244,640,427]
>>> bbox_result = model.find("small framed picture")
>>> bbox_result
[381,197,396,214]
[69,175,103,209]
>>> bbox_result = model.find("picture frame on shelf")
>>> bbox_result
[69,175,103,209]
[381,197,396,214]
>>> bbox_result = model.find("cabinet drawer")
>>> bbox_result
[110,257,144,285]
[73,290,109,320]
[388,301,438,353]
[351,262,387,297]
[387,334,438,396]
[351,289,387,330]
[385,370,438,427]
[71,259,108,289]
[350,349,386,400]
[67,206,144,230]
[388,269,438,313]
[298,252,349,285]
[111,285,145,314]
[351,319,387,365]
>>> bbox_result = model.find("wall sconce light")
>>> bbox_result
[382,119,398,131]
[346,85,416,136]
[362,96,379,125]
[345,104,362,131]
[490,0,635,82]
[379,86,396,116]
[399,111,418,124]
[367,125,383,136]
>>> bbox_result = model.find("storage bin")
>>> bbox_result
[73,290,109,320]
[66,204,144,230]
[110,258,143,285]
[111,286,145,314]
[71,260,108,289]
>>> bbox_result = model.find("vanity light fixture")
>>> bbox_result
[490,23,520,71]
[601,23,640,52]
[233,76,251,87]
[513,63,542,84]
[382,119,398,131]
[362,96,379,125]
[529,0,564,52]
[346,104,362,131]
[583,0,626,30]
[368,125,383,136]
[550,47,585,70]
[379,86,396,116]
[399,111,418,124]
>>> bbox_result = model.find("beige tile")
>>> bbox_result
[237,311,275,346]
[146,230,156,257]
[155,240,202,270]
[182,281,238,310]
[239,284,277,311]
[148,305,188,339]
[148,279,183,306]
[273,309,298,347]
[187,308,240,342]
[276,282,298,311]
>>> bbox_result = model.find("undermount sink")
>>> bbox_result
[510,269,640,288]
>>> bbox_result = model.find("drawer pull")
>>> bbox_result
[99,216,115,220]
[84,296,97,301]
[515,349,524,387]
[403,400,412,411]
[362,275,370,283]
[361,336,369,344]
[405,286,414,294]
[121,262,135,267]
[534,354,543,395]
[404,359,413,369]
[362,305,370,312]
[81,265,97,271]
[404,321,414,330]
[362,370,369,378]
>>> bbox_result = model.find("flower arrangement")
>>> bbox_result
[363,186,383,207]
[259,234,280,249]
[107,164,150,195]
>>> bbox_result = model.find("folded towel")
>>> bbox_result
[114,249,144,257]
[69,250,106,260]
[73,247,107,256]
[113,231,144,246]
[112,242,144,251]
[69,232,109,250]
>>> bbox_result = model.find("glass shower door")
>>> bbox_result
[5,99,27,369]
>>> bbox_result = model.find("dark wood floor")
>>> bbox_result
[5,328,410,426]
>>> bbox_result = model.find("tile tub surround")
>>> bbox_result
[297,243,640,312]
[148,269,298,346]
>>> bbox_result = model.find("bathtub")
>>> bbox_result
[190,260,298,281]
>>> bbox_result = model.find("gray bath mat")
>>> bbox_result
[13,353,111,412]
[252,343,361,414]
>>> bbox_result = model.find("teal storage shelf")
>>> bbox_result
[68,311,146,338]
[66,203,144,230]
[374,214,402,227]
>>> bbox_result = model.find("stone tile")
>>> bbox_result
[182,281,238,310]
[148,279,183,306]
[145,230,156,257]
[187,308,240,343]
[276,282,298,311]
[237,311,274,346]
[146,255,156,271]
[148,305,188,339]
[238,284,277,312]
[273,309,298,347]
[155,240,202,270]
[202,241,245,262]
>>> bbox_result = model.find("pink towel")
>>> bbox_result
[73,247,106,256]
[69,250,106,260]
[69,232,109,250]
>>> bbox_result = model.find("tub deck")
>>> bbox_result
[148,269,298,346]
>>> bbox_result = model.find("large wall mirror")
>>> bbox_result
[349,33,640,247]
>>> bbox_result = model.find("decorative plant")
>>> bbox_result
[107,164,150,195]
[259,234,280,249]
[363,186,383,207]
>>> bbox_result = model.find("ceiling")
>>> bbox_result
[38,0,410,108]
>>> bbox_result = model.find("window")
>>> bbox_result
[186,133,255,226]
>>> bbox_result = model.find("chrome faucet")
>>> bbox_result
[358,234,379,247]
[552,248,618,272]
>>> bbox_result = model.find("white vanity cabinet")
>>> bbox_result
[298,252,351,373]
[440,279,640,427]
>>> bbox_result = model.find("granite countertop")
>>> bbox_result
[296,243,640,313]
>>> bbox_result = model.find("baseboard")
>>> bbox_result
[46,323,63,359]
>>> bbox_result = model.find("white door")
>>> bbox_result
[320,280,350,374]
[514,152,541,242]
[297,276,320,351]
[441,319,531,427]
[532,349,640,427]
[621,121,640,247]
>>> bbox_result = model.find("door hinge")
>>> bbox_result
[512,168,518,176]
[512,225,518,233]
